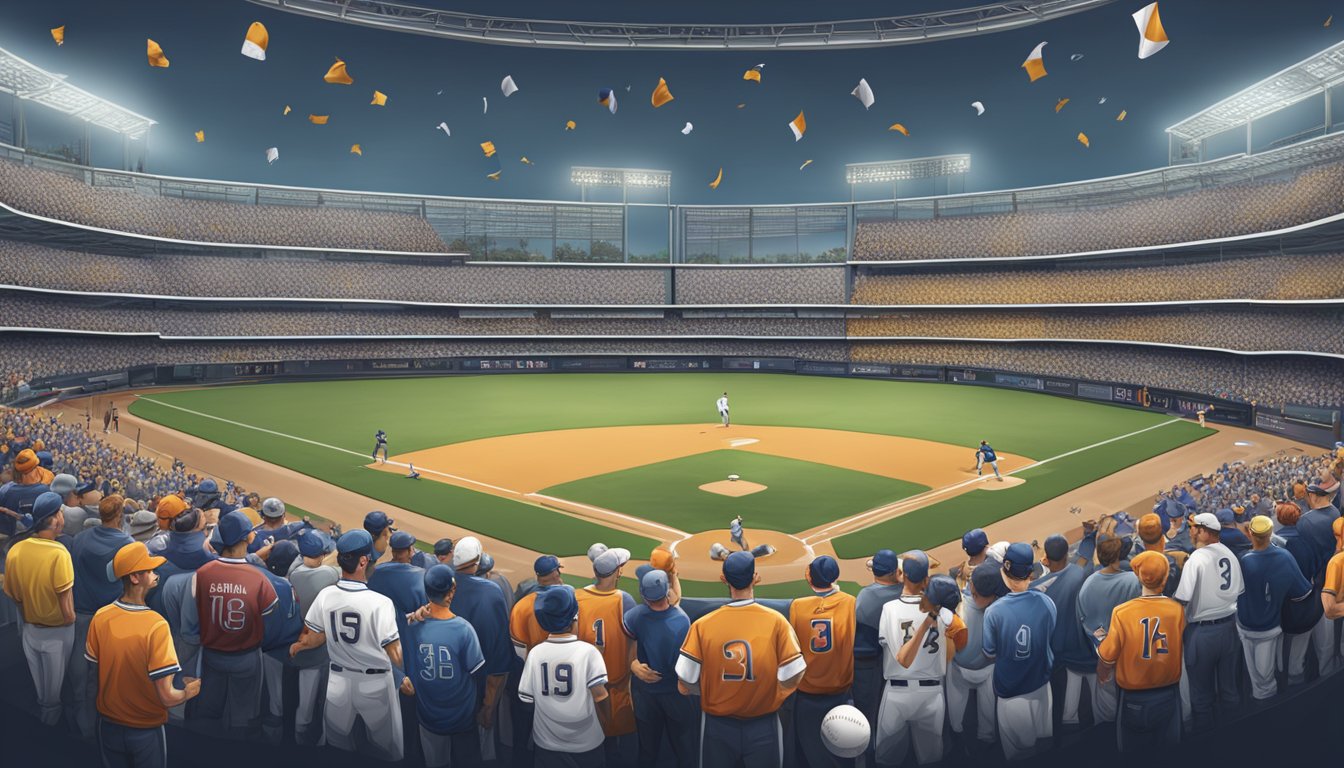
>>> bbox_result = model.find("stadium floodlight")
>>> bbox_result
[0,46,155,140]
[845,155,971,200]
[1167,40,1344,163]
[570,166,672,190]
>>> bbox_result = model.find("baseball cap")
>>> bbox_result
[594,547,631,578]
[297,529,330,558]
[534,585,579,633]
[478,553,495,575]
[808,556,841,589]
[267,540,300,576]
[238,507,262,527]
[925,575,961,612]
[1137,513,1164,542]
[587,542,609,562]
[961,529,989,556]
[971,562,1009,599]
[51,473,78,496]
[1192,512,1222,531]
[650,548,676,571]
[635,564,654,581]
[452,536,482,568]
[337,528,375,558]
[260,497,286,519]
[424,565,456,601]
[1307,476,1340,495]
[156,495,189,529]
[901,551,930,584]
[433,538,454,557]
[75,480,97,497]
[112,542,167,580]
[1248,515,1274,536]
[12,448,37,473]
[28,492,63,527]
[868,549,898,577]
[35,450,52,469]
[534,555,562,577]
[1215,508,1235,526]
[723,550,756,589]
[363,510,394,536]
[1130,550,1170,591]
[1043,534,1069,562]
[198,478,219,495]
[640,569,670,602]
[170,508,201,534]
[215,511,253,548]
[389,531,416,551]
[1002,542,1035,580]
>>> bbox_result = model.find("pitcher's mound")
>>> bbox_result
[700,479,767,497]
[979,476,1026,491]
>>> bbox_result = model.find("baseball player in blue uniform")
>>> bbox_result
[976,441,1003,480]
[983,542,1057,760]
[372,430,389,463]
[403,565,487,768]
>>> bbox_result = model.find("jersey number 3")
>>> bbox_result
[810,619,833,653]
[721,640,756,682]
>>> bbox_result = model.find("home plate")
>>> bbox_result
[728,438,760,448]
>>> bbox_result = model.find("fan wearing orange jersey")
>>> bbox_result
[575,547,638,762]
[786,556,857,767]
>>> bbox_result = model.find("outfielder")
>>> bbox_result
[982,543,1057,761]
[975,441,1003,480]
[875,554,967,766]
[290,528,406,761]
[372,429,389,463]
[716,392,730,427]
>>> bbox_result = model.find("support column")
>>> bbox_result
[1246,119,1253,155]
[621,182,628,263]
[1327,87,1334,133]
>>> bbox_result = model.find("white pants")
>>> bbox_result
[1061,668,1116,725]
[1285,630,1312,681]
[21,622,75,726]
[719,409,730,426]
[262,653,285,727]
[1237,624,1282,700]
[976,457,1001,478]
[875,682,944,766]
[996,683,1052,762]
[1313,615,1340,677]
[297,666,327,743]
[945,663,996,742]
[325,669,404,761]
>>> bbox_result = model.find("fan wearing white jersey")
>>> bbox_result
[1172,512,1245,733]
[875,553,968,766]
[289,529,405,762]
[519,585,612,768]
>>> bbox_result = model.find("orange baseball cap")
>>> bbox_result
[112,542,167,579]
[1136,513,1163,541]
[13,448,38,473]
[238,506,262,526]
[155,495,189,529]
[650,548,676,571]
[1130,550,1170,590]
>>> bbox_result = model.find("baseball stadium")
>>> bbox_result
[2,1,1343,767]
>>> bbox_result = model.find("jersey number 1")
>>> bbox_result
[1139,617,1168,659]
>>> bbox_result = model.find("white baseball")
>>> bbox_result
[821,704,870,758]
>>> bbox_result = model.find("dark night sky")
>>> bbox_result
[3,0,1341,206]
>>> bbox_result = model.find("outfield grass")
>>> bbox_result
[543,450,927,533]
[130,374,1205,557]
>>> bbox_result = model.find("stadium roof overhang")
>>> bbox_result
[0,46,155,139]
[245,0,1116,51]
[1166,40,1344,143]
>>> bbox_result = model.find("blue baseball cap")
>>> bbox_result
[640,569,670,602]
[215,510,253,548]
[433,538,454,557]
[296,529,329,558]
[534,555,562,576]
[868,549,899,576]
[363,511,394,536]
[535,585,579,633]
[901,551,930,584]
[808,556,841,589]
[971,561,1009,599]
[1003,542,1035,580]
[634,564,654,581]
[478,553,495,575]
[925,575,961,612]
[962,529,989,555]
[337,528,375,558]
[723,550,756,589]
[1215,508,1236,526]
[26,491,63,528]
[198,478,219,494]
[389,531,416,550]
[267,540,300,576]
[1043,534,1069,562]
[424,564,456,601]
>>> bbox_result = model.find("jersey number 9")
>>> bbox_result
[539,662,573,697]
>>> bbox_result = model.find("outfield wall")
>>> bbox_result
[17,353,1341,447]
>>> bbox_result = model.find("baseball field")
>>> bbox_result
[126,372,1210,590]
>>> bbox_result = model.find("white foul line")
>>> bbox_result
[803,417,1186,542]
[526,493,689,539]
[135,395,522,495]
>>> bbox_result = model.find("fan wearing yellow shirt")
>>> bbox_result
[86,542,201,768]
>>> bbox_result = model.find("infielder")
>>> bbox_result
[975,441,1003,480]
[1173,512,1244,732]
[785,555,857,768]
[717,392,730,427]
[372,429,389,463]
[731,515,750,552]
[676,551,807,768]
[290,528,406,761]
[875,555,967,766]
[982,543,1057,761]
[519,585,611,767]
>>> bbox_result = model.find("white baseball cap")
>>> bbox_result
[1192,512,1221,531]
[587,542,609,562]
[452,536,483,567]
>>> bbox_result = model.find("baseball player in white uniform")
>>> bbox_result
[1172,512,1244,733]
[289,529,405,761]
[875,554,967,766]
[716,392,730,427]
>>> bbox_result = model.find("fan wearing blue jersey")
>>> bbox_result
[402,565,487,768]
[983,543,1057,761]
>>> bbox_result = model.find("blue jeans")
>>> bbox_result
[1116,685,1181,752]
[98,719,167,768]
[191,647,262,739]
